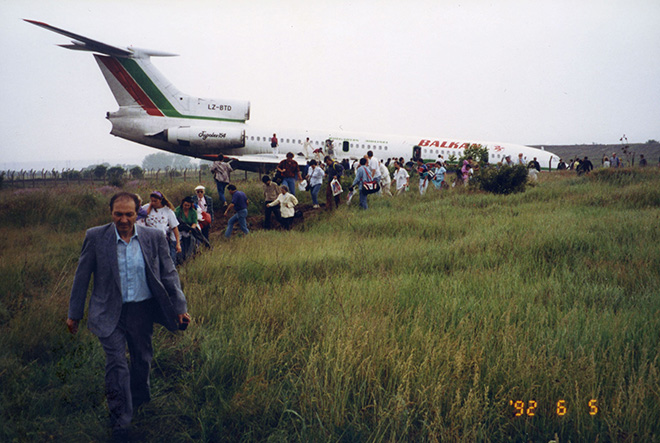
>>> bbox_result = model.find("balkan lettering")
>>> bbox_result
[417,140,471,149]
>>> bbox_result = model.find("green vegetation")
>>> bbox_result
[1,169,659,441]
[472,164,529,194]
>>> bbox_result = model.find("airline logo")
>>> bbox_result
[198,131,227,140]
[418,140,483,150]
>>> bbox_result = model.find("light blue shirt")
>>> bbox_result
[352,165,371,187]
[115,225,152,304]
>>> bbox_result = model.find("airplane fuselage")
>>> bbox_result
[108,108,560,169]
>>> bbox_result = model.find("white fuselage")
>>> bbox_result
[109,111,560,169]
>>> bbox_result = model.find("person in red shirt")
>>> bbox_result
[276,152,302,196]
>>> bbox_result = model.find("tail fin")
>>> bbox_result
[26,19,250,122]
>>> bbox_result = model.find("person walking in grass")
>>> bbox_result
[367,150,381,185]
[143,190,181,266]
[224,184,249,239]
[324,155,344,211]
[461,159,472,185]
[262,175,281,229]
[68,192,190,440]
[276,152,302,196]
[431,161,447,190]
[379,160,393,196]
[192,185,213,240]
[416,158,430,194]
[210,155,233,207]
[392,161,409,195]
[352,157,373,210]
[306,159,325,208]
[267,185,298,230]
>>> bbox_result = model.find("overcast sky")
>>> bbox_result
[2,0,659,170]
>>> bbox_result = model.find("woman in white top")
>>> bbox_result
[392,161,409,195]
[379,161,392,196]
[143,190,181,264]
[267,185,298,230]
[306,160,325,208]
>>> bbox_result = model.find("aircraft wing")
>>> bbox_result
[200,153,308,172]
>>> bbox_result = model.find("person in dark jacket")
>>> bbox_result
[324,155,344,211]
[577,156,593,175]
[528,157,541,172]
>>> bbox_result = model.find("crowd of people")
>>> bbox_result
[556,151,653,173]
[135,187,213,266]
[92,147,659,270]
[205,147,657,238]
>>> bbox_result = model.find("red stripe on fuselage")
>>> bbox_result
[98,56,164,117]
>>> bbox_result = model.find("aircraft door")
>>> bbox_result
[343,141,349,152]
[413,145,422,161]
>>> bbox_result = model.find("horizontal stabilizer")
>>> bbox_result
[25,19,133,57]
[25,19,177,59]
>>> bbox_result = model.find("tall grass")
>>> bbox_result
[1,169,659,441]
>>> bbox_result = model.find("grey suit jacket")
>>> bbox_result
[69,223,188,338]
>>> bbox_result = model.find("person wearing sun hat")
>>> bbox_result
[192,185,213,239]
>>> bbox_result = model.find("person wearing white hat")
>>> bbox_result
[192,185,213,240]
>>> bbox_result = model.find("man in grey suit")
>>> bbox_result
[67,192,191,437]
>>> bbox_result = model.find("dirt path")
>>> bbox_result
[208,202,327,237]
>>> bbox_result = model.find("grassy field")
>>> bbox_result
[1,169,659,441]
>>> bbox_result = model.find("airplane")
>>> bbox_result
[26,19,560,172]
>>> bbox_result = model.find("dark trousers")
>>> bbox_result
[97,299,155,429]
[264,201,282,229]
[325,182,342,211]
[281,216,293,230]
[201,225,210,241]
[215,181,228,205]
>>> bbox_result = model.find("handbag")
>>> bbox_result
[331,177,343,196]
[199,211,211,228]
[362,180,380,194]
[359,166,380,194]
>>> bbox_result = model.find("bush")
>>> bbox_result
[106,166,125,187]
[92,165,107,180]
[130,166,144,179]
[472,164,528,194]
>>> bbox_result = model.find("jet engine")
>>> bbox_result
[165,126,245,150]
